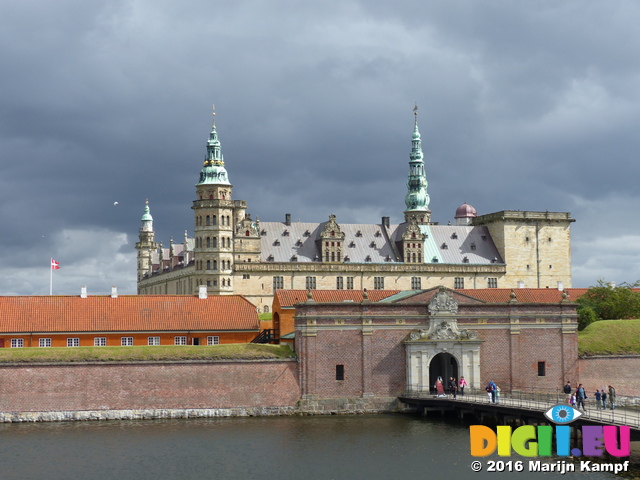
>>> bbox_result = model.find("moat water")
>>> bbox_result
[0,414,633,480]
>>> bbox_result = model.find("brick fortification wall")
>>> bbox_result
[0,360,300,417]
[578,356,640,402]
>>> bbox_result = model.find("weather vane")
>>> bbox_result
[413,103,418,116]
[212,104,216,117]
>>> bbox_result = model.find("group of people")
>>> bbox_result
[485,380,501,404]
[564,381,617,411]
[434,376,468,399]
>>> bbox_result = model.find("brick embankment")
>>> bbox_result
[578,355,640,402]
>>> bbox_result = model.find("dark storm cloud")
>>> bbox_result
[2,0,640,294]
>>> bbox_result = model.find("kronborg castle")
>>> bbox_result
[136,109,575,312]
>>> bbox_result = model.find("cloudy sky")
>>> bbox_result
[2,0,639,295]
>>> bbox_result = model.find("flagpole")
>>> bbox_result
[50,257,53,295]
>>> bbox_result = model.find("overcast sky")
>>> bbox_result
[2,0,639,295]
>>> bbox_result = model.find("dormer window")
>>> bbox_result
[356,230,362,237]
[295,239,302,246]
[349,241,355,248]
[375,231,381,237]
[385,255,391,262]
[365,255,371,262]
[441,243,448,250]
[291,255,298,262]
[331,230,335,237]
[283,230,289,236]
[370,241,376,248]
[261,230,267,236]
[267,254,274,261]
[432,257,439,263]
[463,256,469,263]
[303,230,311,237]
[470,243,476,250]
[451,233,458,239]
[344,256,350,262]
[273,239,280,246]
[481,235,487,241]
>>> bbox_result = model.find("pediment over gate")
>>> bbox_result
[406,321,480,342]
[392,286,486,305]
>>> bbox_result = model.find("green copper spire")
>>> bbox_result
[404,105,430,213]
[196,105,231,186]
[141,200,153,221]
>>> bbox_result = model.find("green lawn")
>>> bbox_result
[0,343,295,363]
[578,319,640,356]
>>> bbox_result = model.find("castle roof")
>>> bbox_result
[274,289,401,307]
[0,295,259,334]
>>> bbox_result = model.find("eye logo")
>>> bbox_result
[544,405,582,424]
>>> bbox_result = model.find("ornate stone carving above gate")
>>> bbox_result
[428,287,458,315]
[408,322,479,341]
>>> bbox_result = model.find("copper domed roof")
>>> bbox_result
[455,203,477,218]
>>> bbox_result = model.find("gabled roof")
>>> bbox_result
[0,295,259,334]
[274,290,401,308]
[384,287,586,304]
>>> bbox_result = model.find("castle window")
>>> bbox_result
[263,306,269,313]
[525,237,530,242]
[344,255,350,262]
[291,255,298,262]
[370,241,376,248]
[336,277,344,289]
[39,338,51,347]
[470,243,476,250]
[488,278,498,288]
[121,337,134,346]
[66,338,80,347]
[432,257,438,263]
[207,336,220,345]
[454,277,464,289]
[94,337,107,347]
[346,277,354,289]
[441,243,448,249]
[174,336,187,346]
[305,276,316,289]
[549,265,553,269]
[451,233,458,239]
[206,216,210,226]
[273,276,283,290]
[304,230,310,237]
[242,274,250,279]
[412,233,416,239]
[538,361,546,377]
[283,230,289,236]
[349,241,355,248]
[10,338,23,348]
[331,252,335,262]
[548,237,552,242]
[411,277,421,289]
[213,215,217,225]
[463,256,469,263]
[336,365,345,381]
[273,239,280,246]
[206,260,211,270]
[526,264,530,270]
[481,235,487,240]
[296,239,302,246]
[148,337,160,346]
[261,230,267,236]
[356,230,362,237]
[375,231,381,237]
[331,231,335,237]
[326,242,329,247]
[206,237,211,248]
[246,230,250,236]
[374,277,384,289]
[365,255,371,262]
[213,260,217,270]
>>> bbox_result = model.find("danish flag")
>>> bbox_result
[51,259,60,270]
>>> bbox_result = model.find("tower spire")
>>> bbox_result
[197,105,230,186]
[404,105,431,224]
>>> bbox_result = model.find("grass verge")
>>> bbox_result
[0,343,295,363]
[578,319,640,356]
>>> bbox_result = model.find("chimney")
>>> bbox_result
[517,281,524,289]
[285,213,291,226]
[80,286,88,298]
[381,216,390,228]
[111,286,118,298]
[199,285,208,299]
[557,281,564,291]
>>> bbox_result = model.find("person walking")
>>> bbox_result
[594,390,602,409]
[486,381,497,404]
[575,384,587,411]
[563,380,572,405]
[608,385,616,410]
[601,389,607,409]
[449,377,458,399]
[458,376,468,397]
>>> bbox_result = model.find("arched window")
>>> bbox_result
[213,215,217,225]
[206,260,211,270]
[206,216,210,226]
[246,230,250,236]
[213,260,218,270]
[264,306,269,313]
[213,237,217,247]
[206,237,210,248]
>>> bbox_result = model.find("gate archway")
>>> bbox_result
[429,352,458,393]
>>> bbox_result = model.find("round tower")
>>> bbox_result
[135,200,158,285]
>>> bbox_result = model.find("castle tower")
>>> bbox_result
[135,201,158,286]
[404,105,431,224]
[191,107,236,294]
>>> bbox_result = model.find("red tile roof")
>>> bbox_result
[455,288,587,303]
[0,295,259,333]
[275,290,401,307]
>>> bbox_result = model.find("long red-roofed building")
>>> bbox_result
[0,291,259,348]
